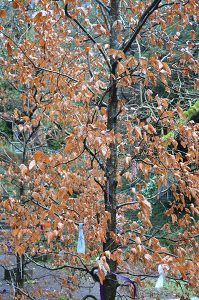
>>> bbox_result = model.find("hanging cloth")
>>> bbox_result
[155,264,164,289]
[77,223,85,254]
[100,272,137,300]
[6,241,12,254]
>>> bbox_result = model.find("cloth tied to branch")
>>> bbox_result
[6,241,12,254]
[155,264,164,289]
[77,223,85,254]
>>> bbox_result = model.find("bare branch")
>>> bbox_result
[25,254,88,272]
[116,201,137,210]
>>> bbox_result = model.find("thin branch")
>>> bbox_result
[118,271,188,283]
[49,251,90,272]
[30,198,62,220]
[116,201,137,210]
[54,148,85,168]
[1,32,37,67]
[83,139,105,171]
[4,79,27,94]
[25,254,88,272]
[87,51,94,78]
[64,5,111,71]
[136,38,143,105]
[0,131,23,154]
[144,233,199,243]
[49,196,80,217]
[14,286,35,300]
[129,239,193,261]
[158,0,190,9]
[94,177,105,191]
[99,4,110,30]
[94,0,110,13]
[122,0,162,54]
[36,66,78,82]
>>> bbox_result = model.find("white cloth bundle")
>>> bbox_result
[155,264,164,289]
[77,223,85,254]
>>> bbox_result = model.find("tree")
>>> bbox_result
[0,0,198,299]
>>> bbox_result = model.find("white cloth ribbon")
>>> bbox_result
[155,264,164,289]
[77,223,85,254]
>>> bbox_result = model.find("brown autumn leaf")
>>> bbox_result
[146,89,153,101]
[34,150,44,161]
[33,11,47,23]
[190,30,196,40]
[12,0,19,9]
[134,126,142,139]
[144,253,152,261]
[143,124,156,134]
[32,192,40,199]
[0,9,6,18]
[135,236,141,245]
[162,62,171,75]
[101,145,107,157]
[6,41,12,57]
[19,164,28,176]
[117,61,125,76]
[31,118,39,127]
[107,49,125,59]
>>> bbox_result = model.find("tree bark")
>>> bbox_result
[15,145,26,295]
[16,254,25,291]
[103,1,121,299]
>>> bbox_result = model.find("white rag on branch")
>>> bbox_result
[155,264,165,289]
[77,223,85,254]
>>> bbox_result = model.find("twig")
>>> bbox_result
[36,66,78,82]
[64,5,111,71]
[122,0,162,54]
[158,0,190,9]
[54,148,85,168]
[49,196,80,217]
[116,201,137,210]
[83,139,105,171]
[49,251,90,272]
[94,0,110,13]
[87,51,94,78]
[118,271,188,283]
[99,5,110,30]
[12,286,35,300]
[25,254,88,272]
[30,198,62,220]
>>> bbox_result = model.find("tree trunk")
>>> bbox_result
[103,1,121,299]
[15,254,25,294]
[15,158,26,295]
